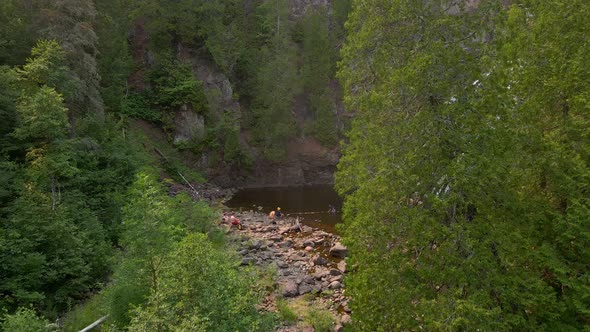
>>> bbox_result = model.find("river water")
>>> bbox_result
[225,185,343,234]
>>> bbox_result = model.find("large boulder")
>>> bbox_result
[281,280,299,297]
[298,283,313,295]
[329,242,348,258]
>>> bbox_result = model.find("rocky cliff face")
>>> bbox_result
[238,137,339,187]
[181,48,340,188]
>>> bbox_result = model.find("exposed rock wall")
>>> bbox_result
[172,104,205,145]
[241,137,339,187]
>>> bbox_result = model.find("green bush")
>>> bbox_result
[60,293,107,332]
[1,307,57,332]
[305,308,334,332]
[121,92,161,122]
[128,234,276,332]
[277,299,298,324]
[148,56,207,113]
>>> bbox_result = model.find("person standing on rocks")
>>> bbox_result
[275,207,283,219]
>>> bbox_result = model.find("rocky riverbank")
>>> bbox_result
[221,210,351,331]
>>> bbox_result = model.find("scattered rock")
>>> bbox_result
[329,268,342,276]
[299,283,313,295]
[278,240,293,248]
[224,210,349,323]
[329,281,342,289]
[330,275,342,282]
[248,240,262,250]
[312,254,329,266]
[313,238,325,245]
[290,254,307,262]
[313,269,329,280]
[264,226,279,232]
[267,235,282,242]
[240,257,256,266]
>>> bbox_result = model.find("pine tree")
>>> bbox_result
[0,40,113,315]
[249,0,300,160]
[302,7,338,145]
[337,0,590,330]
[40,0,105,121]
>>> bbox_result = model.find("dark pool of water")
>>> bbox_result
[225,185,343,234]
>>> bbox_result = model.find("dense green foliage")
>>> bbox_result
[0,39,132,317]
[0,1,37,66]
[127,233,273,331]
[337,0,590,330]
[104,169,273,331]
[0,1,279,330]
[248,0,300,160]
[1,307,57,332]
[301,8,338,146]
[5,0,589,330]
[95,0,134,113]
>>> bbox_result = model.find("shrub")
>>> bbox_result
[305,308,334,332]
[277,299,298,324]
[121,92,161,122]
[1,307,57,332]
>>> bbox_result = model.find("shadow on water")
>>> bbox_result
[225,185,343,234]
